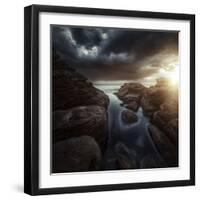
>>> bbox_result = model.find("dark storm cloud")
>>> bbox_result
[52,26,79,65]
[52,25,178,81]
[103,31,177,55]
[70,28,102,48]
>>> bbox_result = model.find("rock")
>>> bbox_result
[119,95,140,104]
[148,124,178,166]
[140,78,177,116]
[164,118,178,145]
[116,82,146,98]
[116,78,178,117]
[168,118,178,133]
[125,101,139,112]
[121,110,138,124]
[115,83,145,109]
[151,101,178,145]
[152,110,170,128]
[53,68,109,111]
[140,155,158,169]
[152,111,178,141]
[141,96,158,116]
[53,105,108,151]
[114,142,137,169]
[53,136,102,173]
[140,86,169,116]
[160,101,178,114]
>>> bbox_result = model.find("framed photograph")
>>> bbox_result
[24,4,195,195]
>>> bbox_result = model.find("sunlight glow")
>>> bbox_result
[168,66,179,86]
[158,61,179,87]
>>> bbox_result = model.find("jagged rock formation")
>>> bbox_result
[53,69,109,111]
[53,136,102,173]
[121,109,138,124]
[52,53,109,173]
[148,124,178,166]
[116,82,145,112]
[115,78,178,167]
[53,106,107,150]
[114,142,138,169]
[116,82,146,97]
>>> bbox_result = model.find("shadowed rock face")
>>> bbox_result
[53,69,109,111]
[52,55,109,173]
[53,106,107,151]
[53,136,102,173]
[52,52,179,171]
[115,78,178,167]
[141,79,178,116]
[114,142,138,169]
[140,95,158,116]
[116,82,146,98]
[152,109,178,145]
[141,86,170,116]
[121,110,138,124]
[125,101,139,112]
[148,124,178,167]
[115,83,144,112]
[147,91,178,166]
[140,155,158,169]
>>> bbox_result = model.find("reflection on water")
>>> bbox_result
[95,84,121,94]
[95,84,165,170]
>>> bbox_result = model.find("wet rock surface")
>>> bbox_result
[52,53,109,111]
[148,124,178,166]
[52,53,178,172]
[53,69,109,111]
[114,78,178,167]
[121,109,138,124]
[52,55,109,173]
[101,142,138,170]
[53,136,102,173]
[116,82,146,98]
[141,88,165,116]
[140,155,158,169]
[125,101,139,112]
[53,106,107,150]
[114,142,138,169]
[151,109,178,145]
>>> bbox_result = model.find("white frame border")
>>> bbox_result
[39,12,190,188]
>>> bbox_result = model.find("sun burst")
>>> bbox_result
[169,67,179,86]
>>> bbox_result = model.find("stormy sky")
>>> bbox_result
[52,25,178,85]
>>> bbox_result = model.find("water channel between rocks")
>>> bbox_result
[95,85,166,170]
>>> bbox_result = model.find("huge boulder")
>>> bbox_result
[53,136,102,173]
[125,101,139,112]
[160,100,178,114]
[151,100,178,145]
[140,95,158,116]
[164,119,178,145]
[115,83,145,109]
[53,105,108,151]
[116,82,146,98]
[53,69,109,111]
[114,142,138,169]
[121,109,138,124]
[148,124,178,167]
[140,155,158,169]
[140,86,169,116]
[140,78,178,116]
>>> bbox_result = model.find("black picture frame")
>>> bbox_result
[24,4,195,195]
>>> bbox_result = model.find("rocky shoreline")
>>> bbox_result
[52,55,109,173]
[115,79,178,167]
[53,54,178,173]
